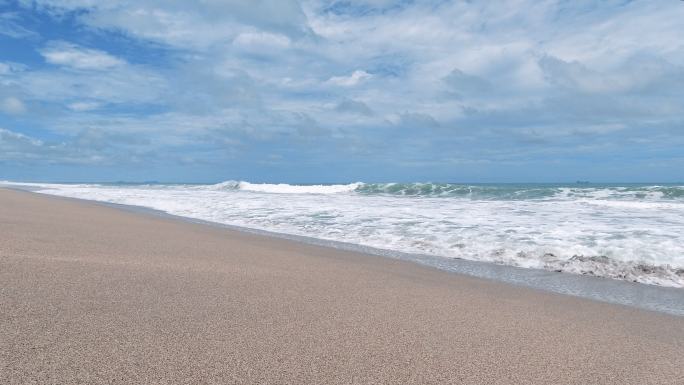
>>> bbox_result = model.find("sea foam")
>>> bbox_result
[5,181,684,287]
[208,180,363,194]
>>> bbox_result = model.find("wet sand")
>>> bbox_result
[1,188,682,384]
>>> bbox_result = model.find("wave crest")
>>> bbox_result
[203,181,684,200]
[208,180,362,194]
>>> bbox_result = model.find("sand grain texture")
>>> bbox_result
[1,188,683,384]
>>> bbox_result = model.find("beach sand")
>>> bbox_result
[1,188,682,384]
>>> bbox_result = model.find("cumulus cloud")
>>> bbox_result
[444,69,492,97]
[0,62,22,75]
[335,98,373,116]
[0,63,9,75]
[1,0,684,179]
[39,41,125,70]
[390,112,440,129]
[0,97,26,115]
[327,70,372,86]
[28,0,312,49]
[539,55,684,96]
[233,31,291,49]
[15,54,166,106]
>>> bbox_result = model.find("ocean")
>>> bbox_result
[5,181,683,289]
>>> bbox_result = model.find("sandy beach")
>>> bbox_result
[1,188,682,384]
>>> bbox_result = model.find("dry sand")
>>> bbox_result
[1,188,682,384]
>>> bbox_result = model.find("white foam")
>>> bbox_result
[201,180,362,194]
[5,181,684,287]
[236,181,362,194]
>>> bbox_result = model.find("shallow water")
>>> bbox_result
[5,181,684,288]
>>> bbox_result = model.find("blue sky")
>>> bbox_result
[1,0,683,183]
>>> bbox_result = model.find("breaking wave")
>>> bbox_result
[3,180,683,288]
[204,181,684,201]
[209,180,362,194]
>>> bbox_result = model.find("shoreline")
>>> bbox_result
[2,188,683,384]
[10,186,684,317]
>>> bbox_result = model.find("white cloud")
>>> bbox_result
[327,70,372,86]
[29,0,311,50]
[0,62,11,75]
[335,98,373,116]
[233,31,291,49]
[0,127,111,165]
[539,55,684,95]
[443,69,492,96]
[67,101,100,111]
[17,61,166,105]
[39,41,125,70]
[0,127,41,147]
[0,127,47,162]
[0,97,26,115]
[2,0,684,173]
[0,11,37,38]
[388,112,439,129]
[0,61,27,76]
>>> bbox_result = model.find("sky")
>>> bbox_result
[1,0,683,183]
